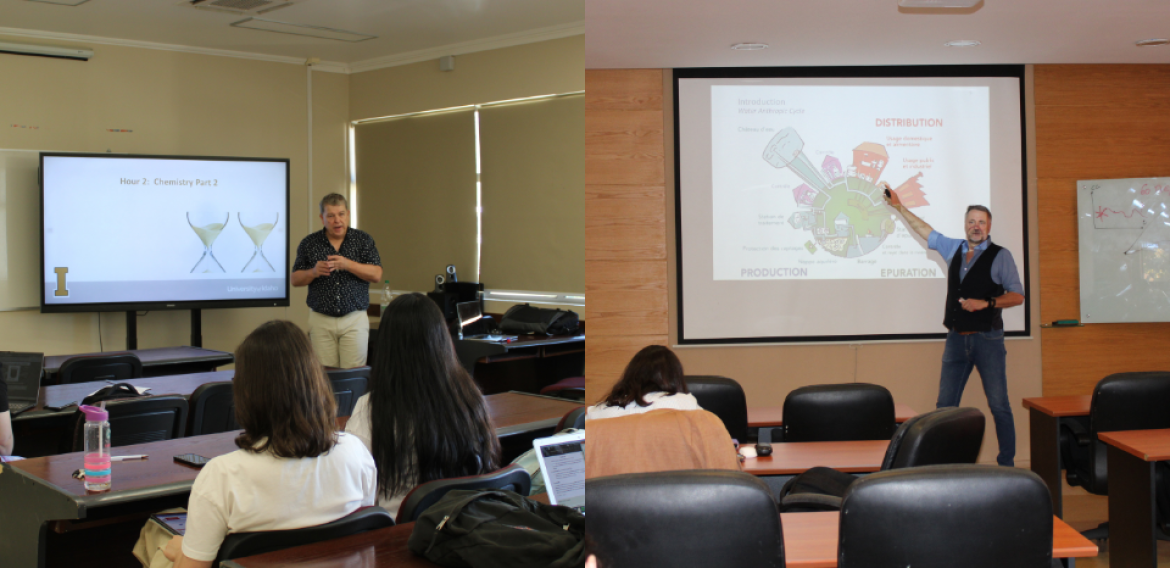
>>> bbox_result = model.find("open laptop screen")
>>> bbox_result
[535,433,585,511]
[0,352,44,404]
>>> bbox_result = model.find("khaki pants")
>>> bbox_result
[132,508,183,568]
[309,310,369,368]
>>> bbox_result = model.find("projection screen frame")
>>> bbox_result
[673,65,1030,345]
[39,152,292,314]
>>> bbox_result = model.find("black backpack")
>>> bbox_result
[81,382,146,406]
[408,489,585,568]
[499,304,580,336]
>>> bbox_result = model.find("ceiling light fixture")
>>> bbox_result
[899,0,980,7]
[231,18,376,42]
[731,43,769,51]
[24,0,90,6]
[1136,39,1170,47]
[944,40,981,47]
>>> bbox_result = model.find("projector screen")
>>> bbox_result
[675,66,1029,344]
[41,153,290,313]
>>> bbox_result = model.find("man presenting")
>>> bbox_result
[292,193,383,368]
[883,183,1025,466]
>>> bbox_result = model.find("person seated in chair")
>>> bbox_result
[0,377,13,457]
[147,321,376,568]
[345,293,501,516]
[585,345,740,478]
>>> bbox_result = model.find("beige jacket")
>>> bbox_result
[585,408,742,479]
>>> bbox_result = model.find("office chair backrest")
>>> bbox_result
[782,383,896,442]
[588,470,784,568]
[556,406,587,431]
[215,506,395,562]
[881,407,984,470]
[839,465,1052,568]
[59,353,143,385]
[395,463,532,523]
[188,381,237,436]
[327,366,370,418]
[70,395,188,452]
[684,375,748,442]
[1092,371,1170,432]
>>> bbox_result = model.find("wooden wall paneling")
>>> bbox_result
[585,69,670,402]
[1035,64,1170,396]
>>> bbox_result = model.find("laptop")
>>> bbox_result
[1,352,44,416]
[532,430,585,514]
[457,300,516,342]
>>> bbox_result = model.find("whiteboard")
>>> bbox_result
[1078,177,1170,323]
[0,150,41,311]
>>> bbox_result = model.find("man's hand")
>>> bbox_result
[881,182,903,208]
[959,298,991,312]
[326,255,349,272]
[163,535,184,562]
[314,260,334,277]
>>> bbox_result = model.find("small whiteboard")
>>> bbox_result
[1078,177,1170,323]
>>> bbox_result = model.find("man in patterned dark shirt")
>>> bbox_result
[292,193,383,368]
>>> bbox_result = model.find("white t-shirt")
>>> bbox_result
[181,432,377,562]
[345,393,412,516]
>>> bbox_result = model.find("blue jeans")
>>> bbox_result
[937,329,1016,466]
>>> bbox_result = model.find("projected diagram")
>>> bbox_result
[763,127,928,259]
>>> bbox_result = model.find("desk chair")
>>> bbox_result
[58,353,143,385]
[839,465,1052,568]
[69,395,188,451]
[1060,371,1170,541]
[215,506,395,563]
[588,470,784,568]
[188,381,238,436]
[327,366,370,417]
[778,407,985,512]
[685,375,749,442]
[556,406,586,431]
[781,383,896,442]
[395,463,532,523]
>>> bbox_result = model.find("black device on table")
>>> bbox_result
[174,453,212,468]
[1,352,45,416]
[756,427,774,457]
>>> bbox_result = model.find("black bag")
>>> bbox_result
[81,382,146,406]
[499,304,580,336]
[407,489,586,568]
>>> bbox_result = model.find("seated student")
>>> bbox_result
[585,345,740,478]
[345,293,500,516]
[0,376,12,456]
[152,320,376,568]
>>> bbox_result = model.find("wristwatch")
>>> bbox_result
[986,297,997,309]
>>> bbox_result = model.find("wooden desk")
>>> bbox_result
[0,392,577,566]
[43,346,234,385]
[740,440,889,476]
[1098,428,1170,568]
[453,334,585,395]
[748,403,919,428]
[1022,395,1092,518]
[782,511,1098,567]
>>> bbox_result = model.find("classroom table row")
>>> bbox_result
[1024,395,1170,568]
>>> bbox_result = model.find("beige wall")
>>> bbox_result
[349,35,584,121]
[585,68,1043,465]
[0,37,350,358]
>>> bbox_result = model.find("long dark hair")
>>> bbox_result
[369,293,500,499]
[234,320,338,458]
[602,345,688,408]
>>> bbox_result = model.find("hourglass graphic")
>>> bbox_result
[188,212,228,273]
[239,213,278,273]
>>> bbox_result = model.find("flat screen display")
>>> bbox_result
[675,66,1029,344]
[41,153,290,312]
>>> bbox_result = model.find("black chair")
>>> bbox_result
[59,353,143,385]
[838,465,1052,568]
[215,506,395,563]
[778,407,985,512]
[395,463,532,523]
[70,395,188,451]
[780,383,896,442]
[588,470,784,568]
[556,406,587,431]
[327,366,370,418]
[1060,371,1170,540]
[187,381,238,436]
[684,375,748,442]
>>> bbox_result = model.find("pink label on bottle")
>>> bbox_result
[84,453,111,468]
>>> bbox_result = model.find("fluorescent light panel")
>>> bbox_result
[25,0,90,5]
[231,18,376,42]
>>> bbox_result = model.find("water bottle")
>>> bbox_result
[80,405,112,491]
[380,280,392,315]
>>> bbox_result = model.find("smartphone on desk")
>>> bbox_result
[151,512,187,536]
[174,453,211,468]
